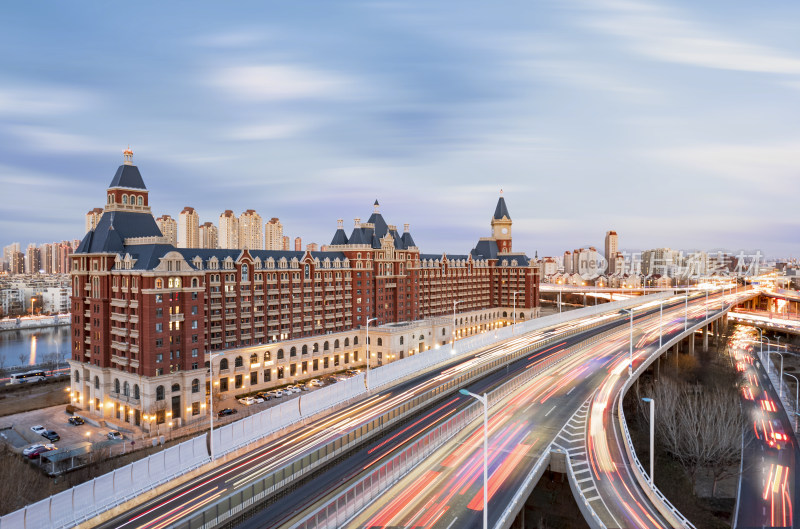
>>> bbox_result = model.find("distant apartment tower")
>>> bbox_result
[10,251,24,275]
[562,250,573,274]
[604,230,618,273]
[218,210,239,249]
[178,207,200,248]
[282,235,290,251]
[642,248,675,276]
[155,215,178,245]
[85,208,104,233]
[265,218,283,250]
[239,209,263,250]
[199,222,218,249]
[4,242,20,271]
[25,244,41,274]
[40,244,55,274]
[294,237,302,251]
[306,242,319,252]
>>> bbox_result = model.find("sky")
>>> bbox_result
[1,0,799,258]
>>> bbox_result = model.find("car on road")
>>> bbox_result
[68,416,85,426]
[298,383,309,391]
[345,369,362,377]
[308,379,322,387]
[238,396,256,406]
[255,392,272,401]
[30,425,46,435]
[107,431,123,440]
[41,430,60,442]
[267,390,283,398]
[22,443,55,458]
[218,408,237,417]
[287,385,301,394]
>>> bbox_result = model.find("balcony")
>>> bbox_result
[111,354,129,366]
[170,313,184,323]
[111,340,129,352]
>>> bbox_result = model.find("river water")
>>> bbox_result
[0,325,70,370]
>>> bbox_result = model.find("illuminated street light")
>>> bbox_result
[459,388,488,529]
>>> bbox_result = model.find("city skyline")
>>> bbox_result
[2,1,800,256]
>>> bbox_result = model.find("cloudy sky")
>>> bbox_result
[2,0,799,258]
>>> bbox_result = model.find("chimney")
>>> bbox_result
[337,219,343,229]
[403,223,410,233]
[354,218,361,228]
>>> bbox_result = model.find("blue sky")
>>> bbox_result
[2,0,799,258]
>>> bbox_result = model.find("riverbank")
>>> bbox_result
[0,314,70,332]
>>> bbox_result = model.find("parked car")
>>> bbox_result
[30,425,46,435]
[345,369,362,377]
[298,383,310,391]
[308,379,322,387]
[267,390,283,398]
[238,396,256,406]
[107,431,122,440]
[22,443,54,458]
[218,408,237,417]
[41,430,60,442]
[287,386,301,394]
[68,416,85,426]
[253,396,265,403]
[256,392,272,401]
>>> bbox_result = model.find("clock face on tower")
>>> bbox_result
[501,228,508,235]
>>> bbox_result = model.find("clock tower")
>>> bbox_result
[491,190,512,253]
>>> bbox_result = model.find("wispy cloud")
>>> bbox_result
[211,64,357,102]
[8,125,116,154]
[0,86,96,117]
[224,120,315,141]
[580,0,800,75]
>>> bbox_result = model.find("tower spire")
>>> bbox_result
[123,146,133,166]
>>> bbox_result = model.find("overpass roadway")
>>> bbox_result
[88,297,652,529]
[287,291,751,528]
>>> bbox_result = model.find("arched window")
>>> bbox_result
[502,311,508,318]
[302,345,308,355]
[344,337,349,347]
[122,195,128,205]
[250,353,258,365]
[324,341,329,351]
[156,278,163,289]
[123,381,130,397]
[354,336,359,345]
[241,264,249,282]
[290,347,297,357]
[334,339,340,349]
[108,194,113,204]
[400,336,404,345]
[519,312,525,319]
[114,378,120,394]
[313,343,319,352]
[134,384,140,400]
[192,379,200,393]
[220,358,229,370]
[234,356,243,368]
[74,370,80,383]
[137,196,143,206]
[277,349,284,359]
[156,385,165,401]
[172,383,180,392]
[192,278,199,288]
[264,351,271,362]
[377,338,383,346]
[94,376,99,389]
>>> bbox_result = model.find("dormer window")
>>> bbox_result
[137,196,143,206]
[122,195,128,205]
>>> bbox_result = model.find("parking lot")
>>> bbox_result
[0,404,136,454]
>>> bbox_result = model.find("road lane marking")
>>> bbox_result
[545,405,557,417]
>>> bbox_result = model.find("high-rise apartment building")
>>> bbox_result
[25,244,41,274]
[219,210,239,249]
[3,242,20,271]
[40,244,55,274]
[282,235,290,251]
[265,218,283,250]
[86,208,104,233]
[199,222,218,249]
[604,230,618,274]
[178,207,200,248]
[239,209,263,250]
[294,237,302,251]
[69,154,540,430]
[306,242,319,252]
[10,251,24,275]
[155,215,177,245]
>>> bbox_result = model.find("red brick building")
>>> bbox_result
[69,154,539,429]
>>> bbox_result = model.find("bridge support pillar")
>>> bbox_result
[689,334,695,355]
[703,325,709,352]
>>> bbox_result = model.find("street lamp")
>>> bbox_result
[783,373,799,432]
[208,352,224,461]
[366,317,377,390]
[756,328,765,363]
[459,388,488,529]
[621,308,634,376]
[641,397,655,483]
[767,351,785,398]
[452,300,462,353]
[512,291,523,331]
